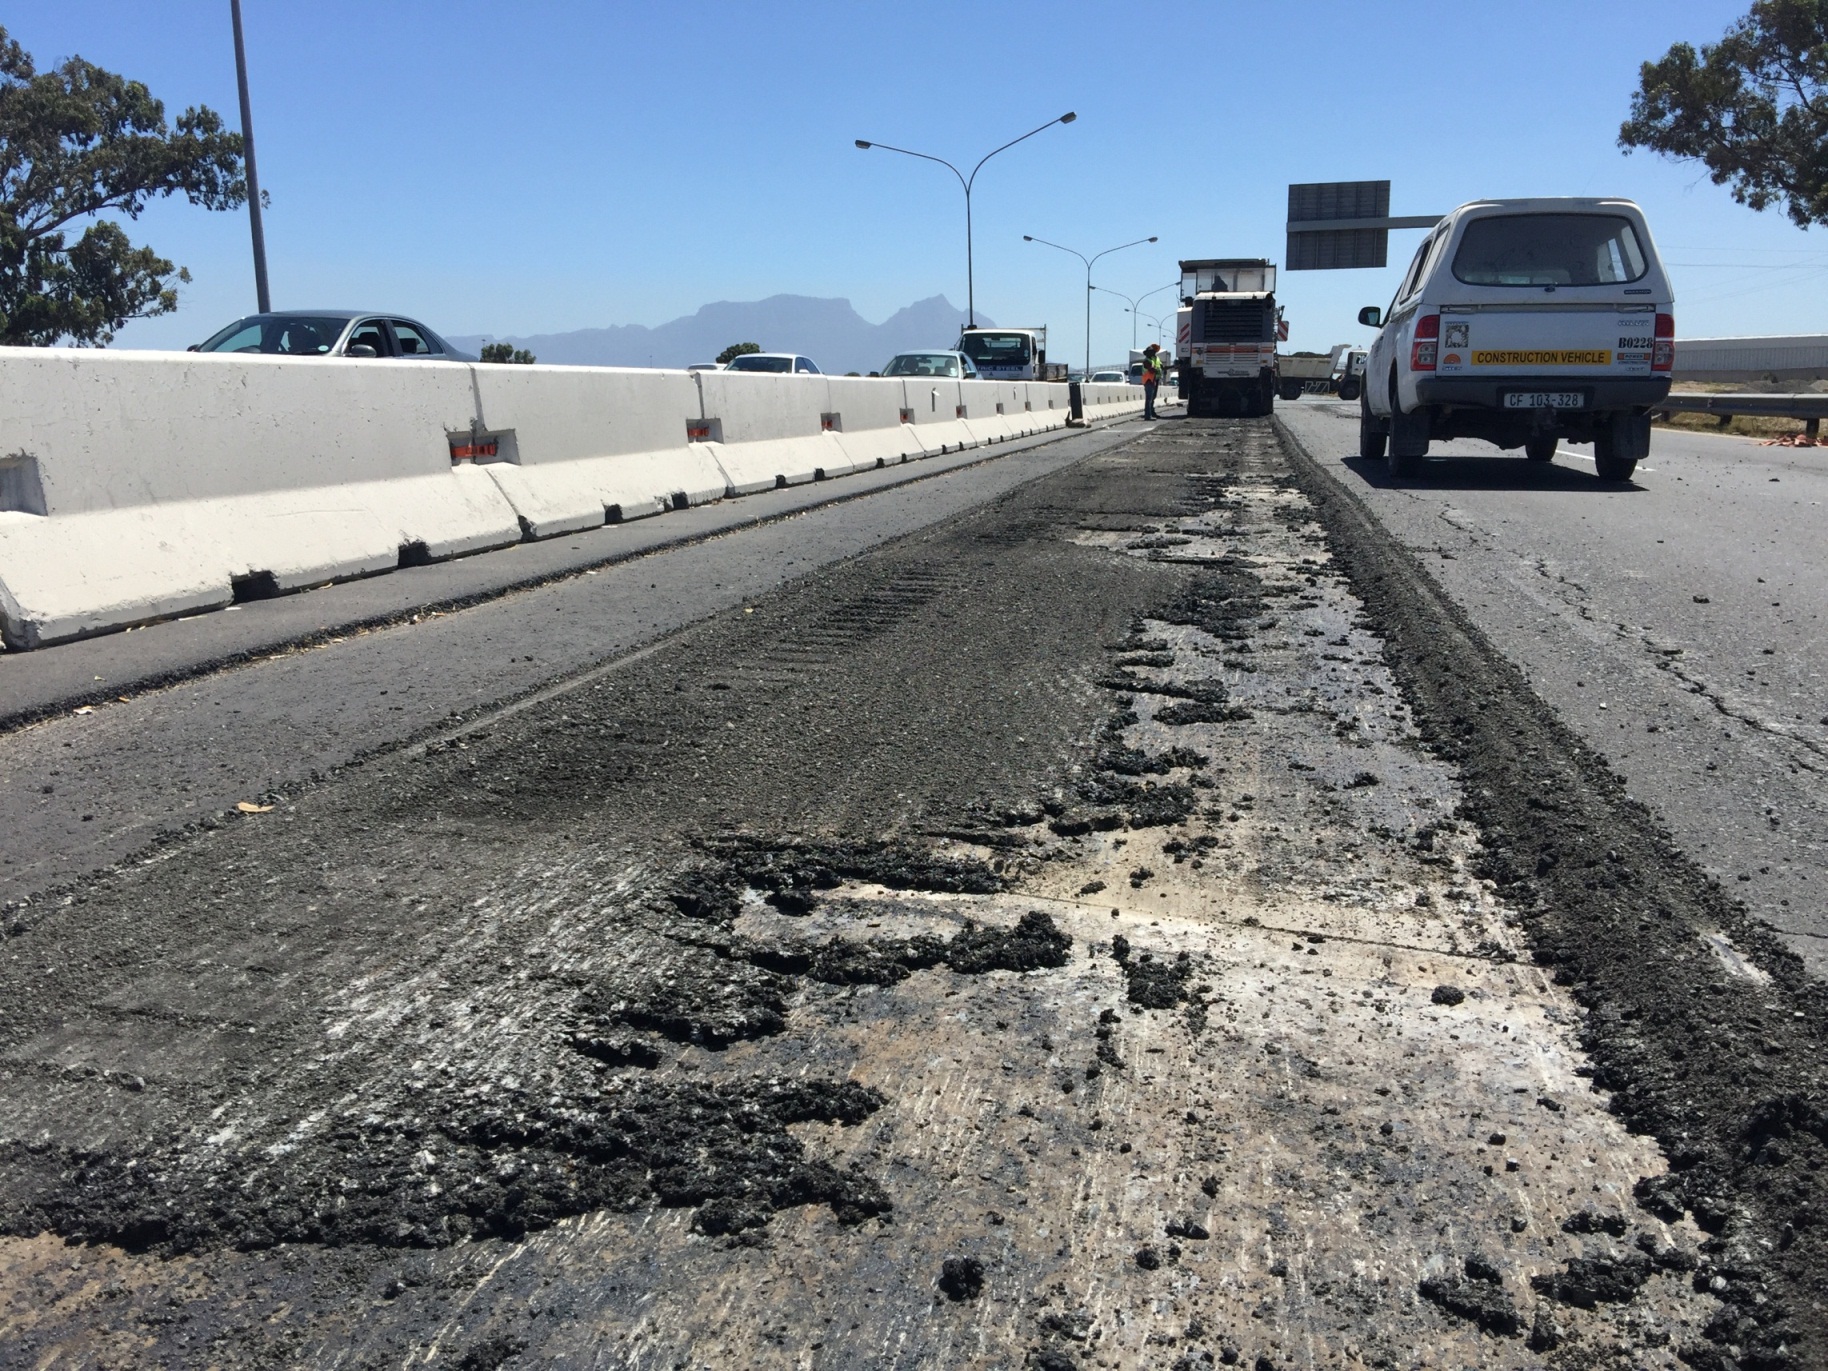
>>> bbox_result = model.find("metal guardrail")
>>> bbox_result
[1658,391,1828,438]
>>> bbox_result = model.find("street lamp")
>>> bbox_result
[229,0,270,312]
[1094,279,1179,349]
[1024,234,1158,378]
[854,112,1075,328]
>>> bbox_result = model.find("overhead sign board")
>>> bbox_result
[1285,181,1440,271]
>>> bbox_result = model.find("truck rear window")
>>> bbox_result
[1452,214,1648,287]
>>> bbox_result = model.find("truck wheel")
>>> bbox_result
[1594,412,1649,482]
[1386,378,1428,475]
[1358,389,1387,461]
[1337,379,1360,402]
[1279,381,1301,402]
[1524,435,1557,463]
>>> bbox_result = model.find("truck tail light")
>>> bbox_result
[1410,314,1439,373]
[1652,312,1674,372]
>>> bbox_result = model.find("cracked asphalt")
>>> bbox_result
[1277,401,1827,979]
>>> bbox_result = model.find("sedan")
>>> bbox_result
[191,310,474,361]
[880,351,979,380]
[724,353,822,374]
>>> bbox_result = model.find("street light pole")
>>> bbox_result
[229,0,270,313]
[1096,280,1180,349]
[1091,286,1139,348]
[1024,234,1157,378]
[854,112,1075,329]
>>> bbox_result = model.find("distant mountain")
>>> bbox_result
[448,294,988,375]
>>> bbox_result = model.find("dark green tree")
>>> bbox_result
[715,340,761,365]
[480,341,536,364]
[0,25,248,346]
[1620,0,1828,227]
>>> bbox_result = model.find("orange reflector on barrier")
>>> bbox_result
[449,440,498,462]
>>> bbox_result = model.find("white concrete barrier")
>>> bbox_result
[468,366,724,538]
[695,371,851,493]
[822,376,929,470]
[898,377,977,454]
[0,349,520,649]
[0,354,1145,650]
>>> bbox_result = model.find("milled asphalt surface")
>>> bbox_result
[2,410,1823,1367]
[0,415,1158,733]
[1278,399,1827,977]
[0,415,1161,904]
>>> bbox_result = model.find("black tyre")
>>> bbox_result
[1524,435,1558,463]
[1337,379,1360,402]
[1386,375,1428,476]
[1593,435,1638,482]
[1594,412,1649,482]
[1358,388,1387,461]
[1279,381,1302,402]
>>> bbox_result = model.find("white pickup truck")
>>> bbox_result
[1357,198,1674,481]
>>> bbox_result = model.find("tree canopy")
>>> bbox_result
[715,341,761,365]
[1620,0,1828,227]
[480,342,536,364]
[0,25,248,346]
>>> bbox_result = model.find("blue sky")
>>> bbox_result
[16,1,1825,362]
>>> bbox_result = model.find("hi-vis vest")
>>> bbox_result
[1142,354,1164,382]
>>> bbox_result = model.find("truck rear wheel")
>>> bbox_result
[1386,376,1427,475]
[1279,380,1302,402]
[1594,413,1649,482]
[1358,389,1387,461]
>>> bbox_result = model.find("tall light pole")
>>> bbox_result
[854,112,1075,328]
[1024,234,1157,377]
[229,0,270,312]
[1091,285,1139,348]
[1094,280,1179,349]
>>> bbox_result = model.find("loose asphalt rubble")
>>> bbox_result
[0,416,1821,1369]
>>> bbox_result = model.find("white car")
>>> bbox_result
[1089,370,1127,384]
[1357,198,1674,482]
[724,353,822,374]
[881,351,979,379]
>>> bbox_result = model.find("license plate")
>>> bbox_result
[1503,391,1585,410]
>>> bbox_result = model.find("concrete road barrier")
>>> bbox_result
[695,371,852,493]
[822,376,930,470]
[899,377,978,454]
[0,356,1137,651]
[0,349,521,649]
[470,367,727,538]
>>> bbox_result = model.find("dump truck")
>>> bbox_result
[1177,258,1279,417]
[1276,344,1368,401]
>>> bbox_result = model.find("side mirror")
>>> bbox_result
[344,343,378,358]
[1357,306,1382,329]
[186,344,200,352]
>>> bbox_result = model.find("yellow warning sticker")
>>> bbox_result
[1471,350,1611,366]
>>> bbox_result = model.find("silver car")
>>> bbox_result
[881,350,979,379]
[724,352,822,374]
[191,310,474,361]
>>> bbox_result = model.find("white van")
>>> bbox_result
[1357,199,1674,481]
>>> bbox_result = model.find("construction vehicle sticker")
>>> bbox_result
[1443,322,1470,349]
[1471,350,1611,366]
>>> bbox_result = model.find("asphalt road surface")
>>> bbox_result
[1,413,1823,1369]
[1279,399,1827,980]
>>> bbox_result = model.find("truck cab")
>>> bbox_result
[1358,198,1674,481]
[1178,258,1279,418]
[957,327,1059,381]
